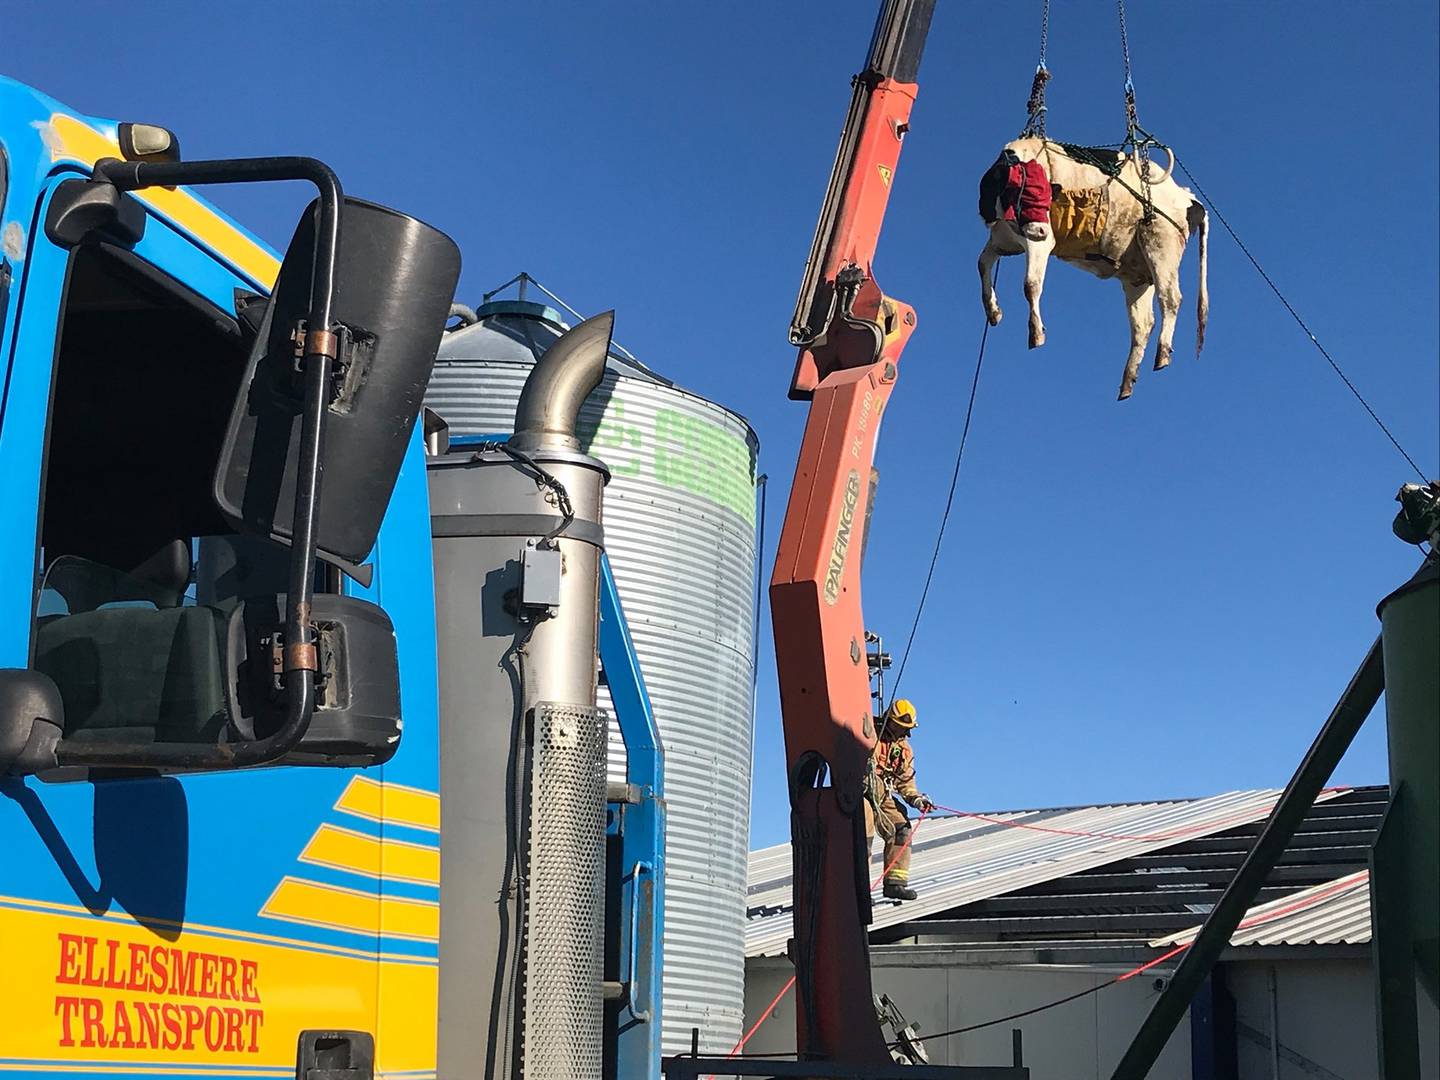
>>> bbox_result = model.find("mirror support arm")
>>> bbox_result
[56,157,344,771]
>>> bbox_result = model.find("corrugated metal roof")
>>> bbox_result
[745,788,1347,958]
[1151,869,1371,949]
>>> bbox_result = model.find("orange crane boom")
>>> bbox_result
[769,0,935,1063]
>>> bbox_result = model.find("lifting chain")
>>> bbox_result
[1021,0,1051,137]
[1117,0,1134,99]
[1117,0,1156,222]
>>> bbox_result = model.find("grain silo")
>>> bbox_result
[426,283,760,1055]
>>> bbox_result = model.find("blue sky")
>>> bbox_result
[8,1,1436,847]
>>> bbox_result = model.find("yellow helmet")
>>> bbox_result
[884,699,917,730]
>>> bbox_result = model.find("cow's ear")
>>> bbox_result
[1052,184,1062,198]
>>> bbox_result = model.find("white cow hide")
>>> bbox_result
[978,136,1209,400]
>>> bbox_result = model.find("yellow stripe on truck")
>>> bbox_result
[260,878,439,943]
[300,823,441,887]
[44,113,281,288]
[333,776,441,833]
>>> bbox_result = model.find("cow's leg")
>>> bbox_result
[1139,226,1184,371]
[1119,277,1156,401]
[1023,228,1055,349]
[978,232,1004,327]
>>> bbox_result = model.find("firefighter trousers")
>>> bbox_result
[863,796,912,884]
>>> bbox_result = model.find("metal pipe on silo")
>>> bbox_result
[431,313,615,1080]
[512,312,614,452]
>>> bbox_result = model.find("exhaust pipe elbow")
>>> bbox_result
[510,310,614,451]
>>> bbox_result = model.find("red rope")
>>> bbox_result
[873,808,929,889]
[718,973,797,1066]
[931,790,1348,844]
[1116,871,1365,982]
[709,811,931,1072]
[713,796,1360,1062]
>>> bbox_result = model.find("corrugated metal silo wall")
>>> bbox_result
[427,359,760,1055]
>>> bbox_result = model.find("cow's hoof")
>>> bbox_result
[986,307,1003,327]
[1028,330,1045,349]
[1118,379,1135,401]
[1153,346,1172,371]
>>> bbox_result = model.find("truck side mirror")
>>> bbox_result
[214,198,461,563]
[226,594,402,768]
[0,669,64,774]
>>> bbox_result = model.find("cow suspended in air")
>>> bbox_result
[977,136,1209,400]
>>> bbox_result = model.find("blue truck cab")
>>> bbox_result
[0,78,664,1080]
[0,76,450,1077]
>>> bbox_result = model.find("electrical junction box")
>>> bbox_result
[521,545,563,611]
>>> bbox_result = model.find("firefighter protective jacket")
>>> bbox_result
[873,737,925,809]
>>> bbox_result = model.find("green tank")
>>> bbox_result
[1378,484,1440,1007]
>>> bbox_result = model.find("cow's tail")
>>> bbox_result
[1188,199,1209,357]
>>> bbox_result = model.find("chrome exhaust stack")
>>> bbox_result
[430,313,614,1080]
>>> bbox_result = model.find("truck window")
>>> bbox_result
[32,243,322,752]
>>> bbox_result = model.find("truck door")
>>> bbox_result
[0,164,396,1078]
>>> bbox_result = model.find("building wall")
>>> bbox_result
[744,951,1190,1079]
[746,952,1440,1078]
[1224,957,1439,1079]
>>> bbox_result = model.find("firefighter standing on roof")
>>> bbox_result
[865,698,934,901]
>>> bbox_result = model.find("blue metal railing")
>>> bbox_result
[599,553,666,1078]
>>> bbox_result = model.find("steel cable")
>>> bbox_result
[885,278,994,712]
[889,873,1361,1047]
[720,796,1358,1058]
[1175,157,1427,481]
[713,794,1357,1059]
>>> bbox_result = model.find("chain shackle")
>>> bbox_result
[1023,66,1052,138]
[1021,0,1053,137]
